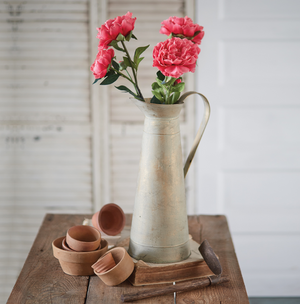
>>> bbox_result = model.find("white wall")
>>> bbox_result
[195,0,300,296]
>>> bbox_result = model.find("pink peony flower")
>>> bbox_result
[90,48,115,79]
[160,16,204,45]
[97,12,136,49]
[153,37,200,78]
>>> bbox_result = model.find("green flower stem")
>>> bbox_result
[165,83,172,104]
[125,69,133,83]
[121,41,144,100]
[111,68,134,84]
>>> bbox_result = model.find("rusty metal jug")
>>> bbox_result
[128,92,210,263]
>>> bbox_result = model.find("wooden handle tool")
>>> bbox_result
[121,239,228,302]
[120,275,229,302]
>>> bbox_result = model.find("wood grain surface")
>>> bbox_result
[7,214,91,304]
[7,214,249,304]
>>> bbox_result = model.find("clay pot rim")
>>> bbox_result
[62,237,75,251]
[66,225,101,251]
[53,236,108,257]
[62,237,102,252]
[93,247,126,276]
[98,203,126,236]
[52,237,109,276]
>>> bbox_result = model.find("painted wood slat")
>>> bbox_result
[108,4,183,14]
[0,3,87,13]
[5,12,88,22]
[0,1,92,302]
[0,78,89,88]
[0,31,88,40]
[0,50,88,59]
[0,21,88,32]
[0,125,91,136]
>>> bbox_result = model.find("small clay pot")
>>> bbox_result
[62,237,75,251]
[52,237,108,276]
[66,225,101,252]
[92,251,116,274]
[93,247,134,286]
[92,203,126,236]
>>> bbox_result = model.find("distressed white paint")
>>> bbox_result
[0,1,92,302]
[196,0,300,296]
[0,1,197,301]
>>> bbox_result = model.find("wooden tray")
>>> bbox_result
[117,236,214,286]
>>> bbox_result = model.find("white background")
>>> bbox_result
[195,0,300,296]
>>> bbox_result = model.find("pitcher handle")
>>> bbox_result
[177,91,211,178]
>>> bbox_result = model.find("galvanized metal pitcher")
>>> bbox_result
[128,92,210,263]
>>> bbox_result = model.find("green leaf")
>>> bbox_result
[171,92,181,104]
[151,82,161,90]
[125,31,133,41]
[105,69,115,77]
[134,45,149,64]
[116,33,126,41]
[165,77,177,86]
[155,77,163,86]
[156,71,165,81]
[123,56,135,69]
[131,34,138,40]
[115,85,139,99]
[193,30,201,38]
[112,60,120,71]
[150,96,162,104]
[100,73,119,85]
[152,90,164,102]
[93,78,101,84]
[173,82,185,93]
[135,57,144,69]
[109,40,125,52]
[152,86,164,95]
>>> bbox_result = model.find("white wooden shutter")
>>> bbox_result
[96,0,197,213]
[0,1,93,301]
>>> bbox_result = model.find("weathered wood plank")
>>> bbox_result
[7,214,249,303]
[7,214,91,304]
[176,215,250,304]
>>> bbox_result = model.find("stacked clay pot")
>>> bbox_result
[52,225,108,276]
[66,225,101,251]
[53,205,132,284]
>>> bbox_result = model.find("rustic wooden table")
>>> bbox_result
[7,214,249,304]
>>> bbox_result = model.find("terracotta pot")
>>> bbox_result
[62,237,75,251]
[66,225,101,252]
[52,237,108,276]
[91,252,116,274]
[92,203,126,236]
[62,237,102,252]
[93,247,134,286]
[92,211,100,230]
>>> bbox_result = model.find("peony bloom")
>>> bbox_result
[153,37,200,78]
[97,12,136,49]
[90,48,115,79]
[160,16,204,45]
